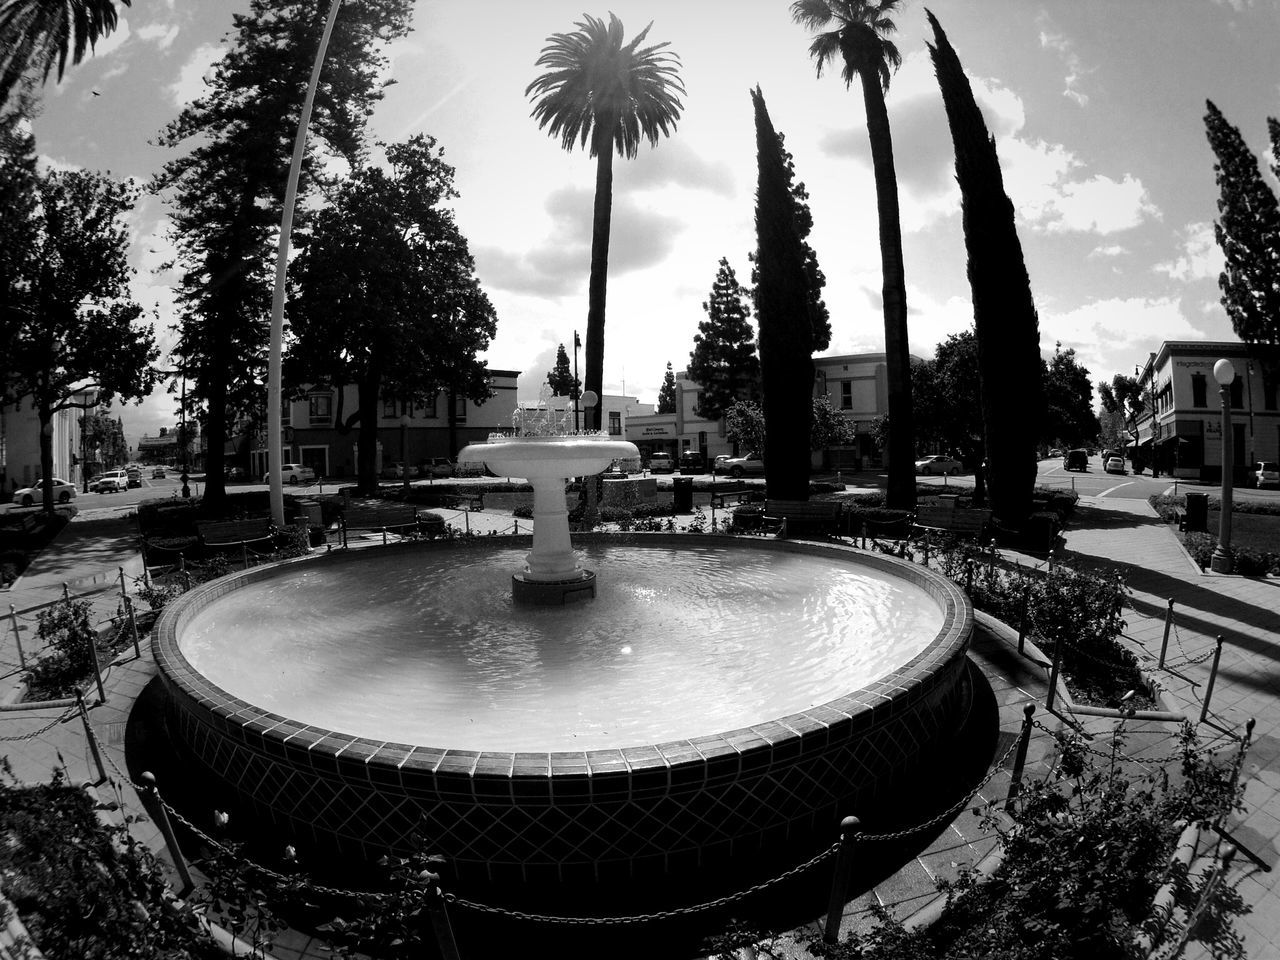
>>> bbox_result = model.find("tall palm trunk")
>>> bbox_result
[860,74,914,511]
[583,146,613,432]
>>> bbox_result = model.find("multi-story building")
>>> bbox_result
[0,389,96,495]
[1134,340,1279,483]
[515,393,652,439]
[249,372,520,479]
[624,371,729,463]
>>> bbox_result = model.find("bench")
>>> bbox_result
[709,486,758,509]
[761,499,842,538]
[196,518,276,548]
[912,503,991,540]
[340,505,435,547]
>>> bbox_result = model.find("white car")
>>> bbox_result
[718,453,765,478]
[14,477,77,506]
[915,455,962,475]
[263,463,316,484]
[94,470,129,493]
[1253,461,1279,489]
[1104,456,1126,475]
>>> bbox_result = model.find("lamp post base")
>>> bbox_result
[1210,545,1233,575]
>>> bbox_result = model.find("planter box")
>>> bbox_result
[601,477,658,507]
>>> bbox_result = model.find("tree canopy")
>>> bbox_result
[0,0,129,104]
[546,343,579,399]
[1041,344,1098,449]
[656,362,678,414]
[687,258,760,420]
[288,135,496,494]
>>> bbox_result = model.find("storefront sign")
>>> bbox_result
[638,425,675,438]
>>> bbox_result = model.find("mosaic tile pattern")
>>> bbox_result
[154,536,973,885]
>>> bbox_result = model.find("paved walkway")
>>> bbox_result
[0,493,1277,957]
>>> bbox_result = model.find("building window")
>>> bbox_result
[383,398,397,418]
[608,411,621,435]
[1230,379,1243,409]
[424,395,437,418]
[1264,375,1277,411]
[1191,373,1207,408]
[308,393,332,425]
[453,397,466,422]
[401,400,414,418]
[840,380,852,409]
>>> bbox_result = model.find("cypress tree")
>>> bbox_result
[751,86,814,500]
[687,257,760,421]
[546,344,579,398]
[926,10,1044,528]
[1204,101,1280,376]
[656,362,678,414]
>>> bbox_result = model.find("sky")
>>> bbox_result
[26,0,1280,447]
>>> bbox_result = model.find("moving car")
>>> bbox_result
[1063,449,1089,471]
[1254,461,1279,490]
[915,455,962,475]
[263,463,316,484]
[718,453,765,478]
[125,466,142,488]
[94,470,128,493]
[647,452,675,473]
[1104,456,1126,474]
[151,466,166,479]
[13,477,77,506]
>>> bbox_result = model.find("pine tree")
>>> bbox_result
[687,258,760,421]
[1204,101,1280,376]
[927,11,1044,528]
[546,344,579,398]
[657,362,678,414]
[153,0,413,508]
[751,86,814,501]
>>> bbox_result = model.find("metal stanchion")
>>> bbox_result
[140,772,195,896]
[861,521,867,551]
[75,688,108,785]
[124,596,140,659]
[1199,635,1227,725]
[1016,582,1032,655]
[118,565,127,602]
[8,604,26,670]
[86,614,106,705]
[965,560,974,595]
[1005,704,1036,812]
[241,541,249,570]
[1158,598,1175,669]
[823,816,861,945]
[418,871,462,960]
[62,582,70,603]
[1045,636,1064,713]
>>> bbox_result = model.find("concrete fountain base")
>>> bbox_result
[512,569,596,605]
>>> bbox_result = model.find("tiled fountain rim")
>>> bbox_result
[153,534,973,777]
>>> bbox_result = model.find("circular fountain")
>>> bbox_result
[152,421,974,898]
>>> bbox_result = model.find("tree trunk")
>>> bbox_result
[38,407,54,514]
[583,146,614,432]
[446,388,459,458]
[356,375,381,496]
[861,74,915,514]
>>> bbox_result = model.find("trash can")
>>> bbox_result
[1184,491,1208,533]
[673,477,694,513]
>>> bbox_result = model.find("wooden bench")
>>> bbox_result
[761,499,842,538]
[710,486,752,509]
[196,518,276,548]
[340,505,434,547]
[912,503,991,540]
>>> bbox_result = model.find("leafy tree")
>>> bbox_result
[545,343,579,399]
[2,167,158,511]
[656,361,678,414]
[928,12,1044,528]
[289,136,497,494]
[687,258,760,420]
[0,84,39,402]
[792,0,913,510]
[526,13,684,431]
[810,395,855,451]
[751,86,814,500]
[1041,344,1097,450]
[153,0,413,509]
[1204,101,1280,377]
[1098,374,1144,461]
[724,400,766,457]
[79,411,126,467]
[0,0,128,105]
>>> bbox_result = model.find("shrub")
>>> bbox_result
[22,598,99,699]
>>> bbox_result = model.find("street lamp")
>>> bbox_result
[1211,358,1235,575]
[573,330,581,433]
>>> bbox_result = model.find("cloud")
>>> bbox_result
[37,154,83,173]
[1154,222,1223,282]
[167,43,224,106]
[626,138,734,196]
[1088,244,1128,259]
[137,21,181,51]
[1037,18,1093,107]
[1041,297,1204,378]
[92,17,131,58]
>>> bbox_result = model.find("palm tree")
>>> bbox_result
[526,13,683,431]
[0,0,130,105]
[791,0,914,510]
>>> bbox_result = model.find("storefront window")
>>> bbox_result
[1191,373,1207,408]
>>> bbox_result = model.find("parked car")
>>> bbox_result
[151,466,166,479]
[263,463,316,484]
[1048,448,1063,458]
[647,452,675,473]
[718,453,765,478]
[914,455,962,475]
[94,470,128,493]
[1063,449,1089,471]
[678,450,706,473]
[13,477,77,506]
[1254,461,1279,490]
[1104,456,1126,474]
[426,457,454,478]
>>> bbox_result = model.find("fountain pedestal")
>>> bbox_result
[457,434,639,605]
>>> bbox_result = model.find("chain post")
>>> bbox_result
[418,871,463,960]
[124,596,141,658]
[382,526,388,547]
[861,520,867,551]
[241,541,249,571]
[62,582,70,603]
[1199,635,1227,725]
[140,771,195,895]
[340,516,349,549]
[1045,636,1064,713]
[1047,549,1055,574]
[1005,704,1036,812]
[118,565,127,602]
[1016,582,1032,655]
[8,604,25,670]
[922,534,930,568]
[142,565,151,591]
[464,509,470,536]
[179,556,191,592]
[514,519,519,536]
[965,559,974,594]
[75,688,108,784]
[1158,598,1175,669]
[823,816,861,945]
[86,612,106,705]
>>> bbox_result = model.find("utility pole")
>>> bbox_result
[573,330,581,433]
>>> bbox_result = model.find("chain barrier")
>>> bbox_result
[1029,717,1226,769]
[0,706,78,741]
[1160,622,1218,670]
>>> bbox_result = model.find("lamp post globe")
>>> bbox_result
[1211,359,1236,574]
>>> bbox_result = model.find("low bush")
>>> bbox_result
[21,598,104,700]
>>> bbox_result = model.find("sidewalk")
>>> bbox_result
[0,493,1277,956]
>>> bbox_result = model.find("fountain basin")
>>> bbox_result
[153,535,973,891]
